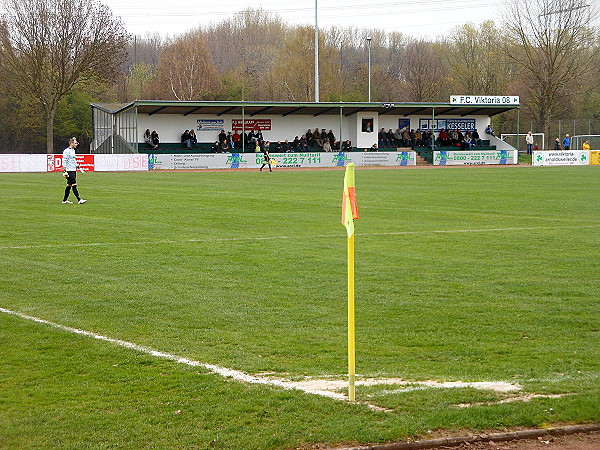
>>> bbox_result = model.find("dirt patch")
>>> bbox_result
[424,430,600,450]
[323,426,600,450]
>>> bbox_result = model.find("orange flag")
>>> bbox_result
[342,163,359,237]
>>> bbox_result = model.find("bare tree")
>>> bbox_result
[0,0,128,153]
[400,40,448,101]
[447,21,509,95]
[153,30,221,100]
[502,0,599,146]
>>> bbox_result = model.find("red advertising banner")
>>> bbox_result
[47,154,95,172]
[231,119,272,132]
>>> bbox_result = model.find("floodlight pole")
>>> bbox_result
[315,0,319,102]
[367,37,372,102]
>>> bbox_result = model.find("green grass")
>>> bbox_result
[1,167,599,449]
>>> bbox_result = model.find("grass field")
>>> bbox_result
[0,166,599,449]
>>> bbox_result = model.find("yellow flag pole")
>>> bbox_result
[348,232,356,402]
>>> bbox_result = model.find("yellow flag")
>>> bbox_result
[341,163,359,237]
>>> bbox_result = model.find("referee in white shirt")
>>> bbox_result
[62,137,87,204]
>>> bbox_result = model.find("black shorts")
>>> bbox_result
[66,171,77,185]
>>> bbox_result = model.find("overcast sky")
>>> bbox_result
[99,0,509,40]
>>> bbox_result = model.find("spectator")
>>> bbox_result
[306,129,314,147]
[327,129,336,143]
[439,129,447,146]
[218,129,227,145]
[181,130,192,149]
[472,129,481,146]
[582,140,591,150]
[282,140,292,152]
[342,140,352,152]
[422,129,432,146]
[378,128,389,147]
[232,131,241,148]
[255,130,264,143]
[211,141,220,153]
[485,124,495,136]
[387,129,395,147]
[220,139,230,153]
[464,130,473,150]
[275,141,283,152]
[563,134,571,150]
[402,128,411,147]
[323,139,332,152]
[151,130,160,148]
[414,129,422,146]
[248,130,257,144]
[227,131,234,149]
[314,128,323,147]
[525,131,534,155]
[393,128,403,147]
[189,129,197,148]
[370,143,378,152]
[451,129,459,146]
[553,138,561,150]
[292,136,301,151]
[331,139,340,151]
[409,129,417,147]
[299,135,309,151]
[144,129,157,149]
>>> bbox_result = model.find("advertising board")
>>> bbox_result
[149,151,417,170]
[532,151,589,166]
[433,150,517,165]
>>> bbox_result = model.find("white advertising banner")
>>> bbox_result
[532,151,590,166]
[0,154,48,172]
[148,151,417,170]
[433,150,518,166]
[94,154,148,171]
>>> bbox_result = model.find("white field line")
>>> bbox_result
[0,224,597,251]
[0,307,521,402]
[0,307,345,400]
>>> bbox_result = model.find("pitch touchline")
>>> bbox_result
[0,224,597,250]
[0,307,522,402]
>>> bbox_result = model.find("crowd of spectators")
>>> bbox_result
[163,125,495,153]
[377,127,489,150]
[208,127,352,153]
[433,128,484,149]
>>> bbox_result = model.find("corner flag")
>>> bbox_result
[342,163,359,237]
[342,163,359,402]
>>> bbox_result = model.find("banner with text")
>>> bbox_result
[231,119,272,132]
[196,119,225,132]
[532,151,589,166]
[0,154,47,172]
[433,150,518,165]
[450,95,519,105]
[94,154,148,171]
[419,118,476,132]
[588,151,600,165]
[149,151,416,170]
[47,154,95,172]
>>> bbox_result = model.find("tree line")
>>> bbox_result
[0,0,598,153]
